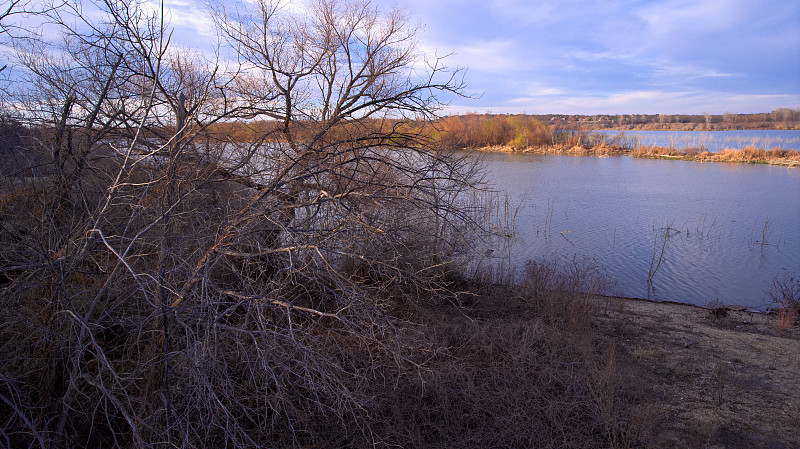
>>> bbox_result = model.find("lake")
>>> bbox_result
[478,152,800,310]
[584,130,800,151]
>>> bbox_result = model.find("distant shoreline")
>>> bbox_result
[533,109,800,131]
[469,144,800,167]
[575,124,800,131]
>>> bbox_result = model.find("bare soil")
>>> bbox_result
[594,296,800,448]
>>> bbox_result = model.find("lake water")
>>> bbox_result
[479,152,800,310]
[585,130,800,151]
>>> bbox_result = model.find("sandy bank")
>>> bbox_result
[594,296,800,448]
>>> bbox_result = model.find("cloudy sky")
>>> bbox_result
[159,0,799,115]
[394,0,800,115]
[7,0,799,115]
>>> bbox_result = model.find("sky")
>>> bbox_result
[5,0,800,115]
[389,0,800,115]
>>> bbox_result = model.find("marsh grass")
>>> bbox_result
[497,143,629,157]
[629,145,800,166]
[476,142,800,167]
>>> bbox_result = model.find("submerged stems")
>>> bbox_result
[648,222,674,290]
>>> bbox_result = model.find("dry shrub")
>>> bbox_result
[0,165,465,448]
[682,147,702,157]
[0,115,45,179]
[0,156,647,449]
[0,170,648,449]
[591,142,627,156]
[777,308,796,330]
[521,257,615,328]
[705,298,729,319]
[631,146,683,158]
[714,148,767,162]
[765,148,800,166]
[768,272,800,329]
[365,258,647,449]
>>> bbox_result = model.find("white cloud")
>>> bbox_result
[445,39,525,74]
[487,0,559,26]
[12,0,788,115]
[517,82,566,98]
[637,0,750,37]
[651,64,737,81]
[155,0,216,38]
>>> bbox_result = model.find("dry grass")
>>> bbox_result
[477,144,628,157]
[630,145,800,166]
[370,258,651,449]
[474,143,800,167]
[595,297,800,449]
[768,272,800,329]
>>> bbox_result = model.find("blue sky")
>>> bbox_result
[7,0,800,115]
[388,0,800,114]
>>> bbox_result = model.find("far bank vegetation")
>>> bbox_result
[546,108,800,131]
[110,111,800,165]
[427,113,800,166]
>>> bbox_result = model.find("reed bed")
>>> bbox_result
[476,144,800,167]
[629,146,800,166]
[481,144,628,157]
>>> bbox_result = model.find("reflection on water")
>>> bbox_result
[478,152,800,310]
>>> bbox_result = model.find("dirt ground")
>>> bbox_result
[594,296,800,448]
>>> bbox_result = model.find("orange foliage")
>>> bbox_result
[432,114,550,149]
[200,114,556,152]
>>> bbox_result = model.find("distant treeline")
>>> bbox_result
[427,110,800,150]
[426,109,800,149]
[538,107,800,131]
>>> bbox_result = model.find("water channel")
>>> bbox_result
[585,129,800,151]
[478,152,800,310]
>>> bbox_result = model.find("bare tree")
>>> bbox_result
[0,0,490,447]
[1,0,33,73]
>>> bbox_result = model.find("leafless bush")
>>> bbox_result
[0,0,491,447]
[0,114,37,178]
[521,257,615,328]
[365,264,644,449]
[768,272,800,328]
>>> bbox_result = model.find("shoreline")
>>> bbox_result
[602,294,773,314]
[588,294,800,448]
[457,288,800,448]
[469,144,800,167]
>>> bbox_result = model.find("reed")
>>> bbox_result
[628,145,800,166]
[647,222,678,296]
[474,142,800,166]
